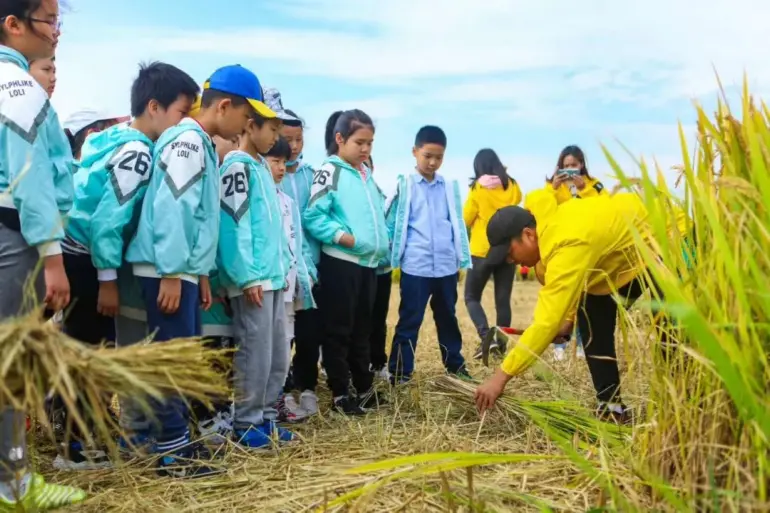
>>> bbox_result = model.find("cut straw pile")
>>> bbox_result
[0,310,230,446]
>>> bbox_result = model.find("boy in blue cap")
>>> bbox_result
[125,64,268,477]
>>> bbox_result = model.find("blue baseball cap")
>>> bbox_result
[203,65,277,119]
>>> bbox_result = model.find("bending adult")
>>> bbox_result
[473,190,674,425]
[462,149,522,359]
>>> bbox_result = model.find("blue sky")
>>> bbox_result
[52,0,770,197]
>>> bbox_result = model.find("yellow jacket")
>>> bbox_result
[500,190,649,377]
[463,179,522,258]
[547,176,608,204]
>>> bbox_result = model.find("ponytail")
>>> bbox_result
[325,110,344,156]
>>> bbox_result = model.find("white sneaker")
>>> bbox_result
[373,367,391,382]
[576,345,585,359]
[299,390,319,416]
[553,346,566,362]
[197,411,232,446]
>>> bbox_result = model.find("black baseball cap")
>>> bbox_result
[485,206,536,265]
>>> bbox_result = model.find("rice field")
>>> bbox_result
[17,86,770,511]
[33,280,638,512]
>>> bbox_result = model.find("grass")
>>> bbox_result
[17,81,769,511]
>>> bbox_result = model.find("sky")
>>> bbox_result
[51,0,770,197]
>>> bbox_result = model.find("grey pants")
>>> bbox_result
[0,225,45,481]
[464,255,515,340]
[232,290,287,428]
[115,314,151,432]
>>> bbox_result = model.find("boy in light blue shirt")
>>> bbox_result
[386,126,472,383]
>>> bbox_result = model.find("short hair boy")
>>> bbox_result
[125,64,267,477]
[56,62,198,470]
[385,125,472,383]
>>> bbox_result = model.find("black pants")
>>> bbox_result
[55,252,117,443]
[292,285,322,392]
[62,252,116,345]
[369,271,392,371]
[317,254,376,398]
[578,275,670,403]
[464,256,515,339]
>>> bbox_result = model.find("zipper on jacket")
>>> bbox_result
[360,173,381,268]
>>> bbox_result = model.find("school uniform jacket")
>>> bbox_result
[65,123,153,280]
[217,151,289,297]
[125,118,220,283]
[280,161,321,265]
[278,188,317,310]
[386,172,472,271]
[302,155,389,269]
[0,45,73,256]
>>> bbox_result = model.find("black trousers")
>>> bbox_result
[464,256,515,339]
[54,252,117,443]
[316,254,376,398]
[62,252,116,345]
[578,275,670,403]
[369,271,392,371]
[292,285,322,392]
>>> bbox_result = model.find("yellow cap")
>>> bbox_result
[189,94,202,117]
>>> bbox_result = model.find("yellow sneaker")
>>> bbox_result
[0,473,86,511]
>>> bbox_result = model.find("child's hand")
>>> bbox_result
[199,276,212,311]
[244,285,263,307]
[97,280,119,317]
[43,254,70,312]
[339,233,356,248]
[158,277,182,314]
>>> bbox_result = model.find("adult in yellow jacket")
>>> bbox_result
[462,149,522,358]
[546,145,608,204]
[474,190,662,423]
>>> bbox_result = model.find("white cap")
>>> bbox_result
[62,108,130,135]
[262,88,302,123]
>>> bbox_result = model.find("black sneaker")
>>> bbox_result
[596,403,634,426]
[358,388,389,410]
[332,395,367,416]
[52,441,112,471]
[156,443,224,479]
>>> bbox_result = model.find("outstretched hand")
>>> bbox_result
[474,368,512,414]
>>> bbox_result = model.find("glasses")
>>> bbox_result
[28,17,62,32]
[0,15,62,32]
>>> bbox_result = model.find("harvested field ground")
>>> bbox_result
[32,280,652,512]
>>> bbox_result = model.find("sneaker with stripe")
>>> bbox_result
[0,473,86,511]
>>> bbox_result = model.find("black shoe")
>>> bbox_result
[358,388,389,410]
[333,395,367,416]
[156,443,224,479]
[596,403,634,426]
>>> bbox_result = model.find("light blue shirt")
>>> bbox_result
[400,173,457,278]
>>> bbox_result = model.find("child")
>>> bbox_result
[386,126,472,383]
[125,64,262,476]
[463,149,522,360]
[263,89,323,415]
[0,0,86,508]
[217,89,295,449]
[29,54,55,97]
[303,109,390,415]
[54,63,199,470]
[262,135,317,422]
[368,155,392,381]
[62,109,129,160]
